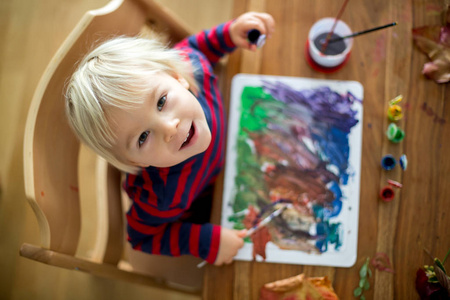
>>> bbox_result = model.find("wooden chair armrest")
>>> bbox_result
[19,243,201,295]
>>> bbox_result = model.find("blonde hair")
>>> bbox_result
[65,36,197,174]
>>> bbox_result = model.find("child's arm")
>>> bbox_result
[125,172,222,263]
[214,227,247,265]
[176,20,236,66]
[126,207,222,264]
[176,12,275,65]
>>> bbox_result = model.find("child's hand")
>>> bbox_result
[229,12,276,51]
[214,227,247,266]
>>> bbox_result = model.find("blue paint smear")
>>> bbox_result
[315,220,343,252]
[233,80,360,254]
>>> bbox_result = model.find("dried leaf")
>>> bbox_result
[443,248,450,265]
[413,25,442,44]
[423,59,450,83]
[260,274,339,300]
[435,258,447,274]
[434,261,450,296]
[412,4,450,83]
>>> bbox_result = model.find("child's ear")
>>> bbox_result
[175,73,190,89]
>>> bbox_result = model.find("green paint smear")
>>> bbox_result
[231,87,275,216]
[239,86,277,133]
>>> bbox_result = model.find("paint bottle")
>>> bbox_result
[387,105,403,121]
[307,18,353,69]
[380,186,395,202]
[386,123,405,143]
[381,154,396,170]
[247,29,266,48]
[387,95,403,121]
[380,179,402,202]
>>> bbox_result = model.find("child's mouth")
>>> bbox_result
[181,123,195,149]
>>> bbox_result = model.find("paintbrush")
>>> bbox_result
[326,22,397,44]
[197,204,289,268]
[244,204,288,237]
[321,0,350,53]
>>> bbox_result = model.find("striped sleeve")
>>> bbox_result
[177,20,236,65]
[124,172,221,264]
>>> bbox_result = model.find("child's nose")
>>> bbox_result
[163,117,180,143]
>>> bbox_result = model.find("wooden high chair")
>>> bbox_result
[20,0,206,294]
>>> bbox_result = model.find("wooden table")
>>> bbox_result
[203,0,450,299]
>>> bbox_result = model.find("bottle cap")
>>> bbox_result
[381,154,397,170]
[247,29,266,48]
[386,123,405,143]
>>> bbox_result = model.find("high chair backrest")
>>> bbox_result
[20,0,203,294]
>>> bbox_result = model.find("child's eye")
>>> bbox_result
[157,95,166,111]
[138,131,149,147]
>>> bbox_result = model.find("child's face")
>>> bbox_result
[108,72,212,168]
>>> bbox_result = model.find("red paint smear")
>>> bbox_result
[251,226,271,260]
[421,102,446,124]
[243,206,272,260]
[371,252,395,273]
[69,185,79,192]
[426,4,444,13]
[372,68,380,77]
[41,191,45,197]
[373,34,386,62]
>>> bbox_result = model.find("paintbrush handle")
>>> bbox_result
[244,205,287,238]
[328,22,397,43]
[245,217,269,237]
[198,205,288,268]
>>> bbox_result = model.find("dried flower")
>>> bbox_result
[415,248,450,299]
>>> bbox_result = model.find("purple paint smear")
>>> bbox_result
[231,79,361,255]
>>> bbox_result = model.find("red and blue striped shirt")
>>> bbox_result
[124,21,236,264]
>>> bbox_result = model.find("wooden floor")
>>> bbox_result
[0,0,231,299]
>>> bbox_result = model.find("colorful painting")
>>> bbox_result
[221,74,363,267]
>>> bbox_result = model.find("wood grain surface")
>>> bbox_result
[204,0,450,299]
